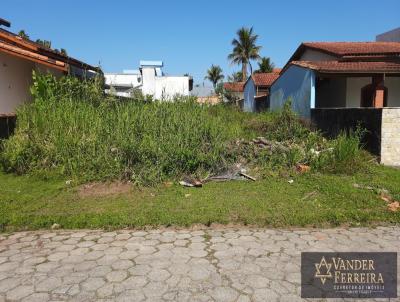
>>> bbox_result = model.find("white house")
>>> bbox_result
[105,61,193,100]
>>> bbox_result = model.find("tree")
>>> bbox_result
[255,57,275,73]
[204,65,224,88]
[228,27,261,80]
[227,71,243,82]
[18,30,29,40]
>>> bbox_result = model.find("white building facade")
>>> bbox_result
[105,61,192,100]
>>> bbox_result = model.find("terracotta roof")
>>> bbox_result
[0,40,67,71]
[251,72,280,86]
[302,42,400,56]
[0,28,100,73]
[223,82,245,92]
[291,60,400,73]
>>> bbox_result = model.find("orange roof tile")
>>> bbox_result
[291,60,400,73]
[302,42,400,56]
[251,72,280,86]
[223,82,245,92]
[0,28,100,72]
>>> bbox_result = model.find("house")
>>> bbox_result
[242,70,281,112]
[269,41,400,166]
[0,18,100,138]
[0,19,100,116]
[270,42,400,117]
[104,61,193,100]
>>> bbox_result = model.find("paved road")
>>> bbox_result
[0,227,399,301]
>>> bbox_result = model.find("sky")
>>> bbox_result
[2,0,400,85]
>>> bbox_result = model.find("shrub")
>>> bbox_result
[1,73,245,184]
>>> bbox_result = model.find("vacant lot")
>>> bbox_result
[1,74,399,231]
[1,165,399,231]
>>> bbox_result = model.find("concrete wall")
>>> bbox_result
[0,52,34,114]
[315,77,347,107]
[243,78,256,112]
[270,65,315,118]
[386,76,400,107]
[381,108,400,166]
[141,67,156,96]
[311,108,400,166]
[154,76,190,100]
[299,49,337,61]
[346,77,371,107]
[311,108,382,155]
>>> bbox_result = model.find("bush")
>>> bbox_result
[319,129,369,174]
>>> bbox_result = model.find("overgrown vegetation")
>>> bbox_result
[1,73,369,186]
[0,73,397,231]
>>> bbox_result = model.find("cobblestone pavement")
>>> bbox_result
[0,227,399,301]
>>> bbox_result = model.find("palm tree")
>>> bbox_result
[205,65,224,88]
[228,27,261,80]
[255,57,275,73]
[227,71,243,82]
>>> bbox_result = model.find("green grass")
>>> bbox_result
[1,165,399,231]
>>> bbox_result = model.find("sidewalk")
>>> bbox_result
[0,227,399,301]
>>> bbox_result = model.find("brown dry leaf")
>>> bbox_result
[388,201,399,212]
[380,192,393,203]
[296,164,310,174]
[163,181,173,188]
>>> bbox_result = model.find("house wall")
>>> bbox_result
[345,76,400,107]
[345,77,372,107]
[270,65,315,118]
[154,76,190,100]
[381,108,400,166]
[243,78,256,112]
[104,73,142,88]
[141,67,156,96]
[0,52,66,115]
[315,77,347,107]
[299,49,337,61]
[0,52,35,114]
[386,76,400,107]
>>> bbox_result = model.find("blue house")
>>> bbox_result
[270,42,400,118]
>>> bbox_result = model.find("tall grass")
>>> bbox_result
[1,73,245,184]
[0,73,370,184]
